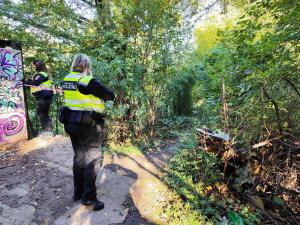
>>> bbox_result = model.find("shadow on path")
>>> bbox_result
[106,164,155,225]
[0,138,74,225]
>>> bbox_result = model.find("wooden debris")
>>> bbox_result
[196,127,233,159]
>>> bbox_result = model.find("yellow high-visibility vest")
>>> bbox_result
[30,71,53,93]
[62,72,105,113]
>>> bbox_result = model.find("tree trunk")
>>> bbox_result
[262,86,283,134]
[221,77,229,133]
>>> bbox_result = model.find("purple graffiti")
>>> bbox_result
[3,115,24,136]
[0,112,26,143]
[0,45,27,144]
[0,81,24,113]
[0,48,23,80]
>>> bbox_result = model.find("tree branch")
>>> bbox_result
[262,85,283,134]
[284,77,300,97]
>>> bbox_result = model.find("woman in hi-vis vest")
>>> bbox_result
[60,54,114,211]
[24,60,53,134]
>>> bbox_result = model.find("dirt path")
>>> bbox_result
[0,136,178,225]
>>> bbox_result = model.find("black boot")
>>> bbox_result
[81,199,105,211]
[73,193,82,201]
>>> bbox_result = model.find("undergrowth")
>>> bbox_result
[162,131,262,224]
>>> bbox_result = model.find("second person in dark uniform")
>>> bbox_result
[24,60,53,134]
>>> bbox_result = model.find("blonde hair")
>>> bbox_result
[70,54,92,76]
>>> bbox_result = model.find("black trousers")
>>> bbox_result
[64,122,102,201]
[35,91,53,132]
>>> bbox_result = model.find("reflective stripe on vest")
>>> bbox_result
[30,72,53,93]
[62,72,105,113]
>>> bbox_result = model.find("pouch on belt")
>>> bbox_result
[59,107,82,124]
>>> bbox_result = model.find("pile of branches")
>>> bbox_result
[197,128,300,224]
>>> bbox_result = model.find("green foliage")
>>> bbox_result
[162,0,299,223]
[164,201,210,225]
[193,15,236,59]
[230,0,299,143]
[229,0,252,9]
[190,64,223,128]
[163,132,261,224]
[165,67,197,116]
[228,210,245,225]
[0,0,193,139]
[156,116,196,139]
[192,0,300,146]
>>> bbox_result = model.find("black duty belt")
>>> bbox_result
[59,107,104,125]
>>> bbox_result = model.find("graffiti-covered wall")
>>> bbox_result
[0,41,28,144]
